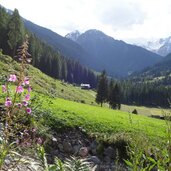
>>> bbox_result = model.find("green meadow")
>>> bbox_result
[38,95,167,143]
[0,53,168,144]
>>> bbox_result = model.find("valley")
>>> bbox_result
[1,4,171,170]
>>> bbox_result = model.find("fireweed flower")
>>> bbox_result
[2,85,7,92]
[8,74,17,82]
[26,107,32,114]
[27,86,32,92]
[24,78,29,85]
[5,97,12,107]
[17,103,22,109]
[22,100,28,106]
[25,94,30,101]
[16,86,24,93]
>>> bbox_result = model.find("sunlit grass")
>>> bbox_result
[39,95,167,143]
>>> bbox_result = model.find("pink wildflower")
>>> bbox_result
[22,100,28,106]
[2,85,7,93]
[17,103,22,109]
[8,74,17,82]
[16,86,23,93]
[25,94,30,101]
[26,107,32,114]
[5,97,12,107]
[24,78,29,85]
[27,86,32,92]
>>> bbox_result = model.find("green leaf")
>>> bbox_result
[124,160,133,167]
[147,157,156,164]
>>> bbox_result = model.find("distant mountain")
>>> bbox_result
[24,20,162,77]
[146,53,171,76]
[65,30,81,42]
[130,52,171,85]
[68,29,162,77]
[24,20,88,63]
[136,37,171,56]
[157,37,171,56]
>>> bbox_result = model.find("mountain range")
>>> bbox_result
[134,37,171,56]
[24,20,162,77]
[65,30,162,77]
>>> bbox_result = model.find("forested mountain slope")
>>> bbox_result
[0,6,97,88]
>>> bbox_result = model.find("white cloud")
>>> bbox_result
[1,0,171,42]
[94,0,145,29]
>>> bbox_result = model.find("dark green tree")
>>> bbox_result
[0,7,9,53]
[7,9,25,56]
[61,59,67,81]
[108,80,121,109]
[114,83,121,109]
[96,70,108,107]
[108,79,115,108]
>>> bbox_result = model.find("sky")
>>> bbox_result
[1,0,171,43]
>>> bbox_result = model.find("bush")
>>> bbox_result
[132,109,138,114]
[80,100,85,104]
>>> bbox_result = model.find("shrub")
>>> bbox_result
[132,109,138,114]
[80,100,85,104]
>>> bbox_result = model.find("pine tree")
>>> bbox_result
[108,79,115,108]
[108,81,121,109]
[61,59,67,81]
[7,9,25,56]
[0,6,9,54]
[96,70,108,107]
[114,83,121,109]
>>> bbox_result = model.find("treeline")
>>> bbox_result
[95,70,171,108]
[0,7,97,88]
[120,81,171,107]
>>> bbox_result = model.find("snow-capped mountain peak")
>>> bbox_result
[145,39,165,51]
[65,30,81,42]
[132,37,171,56]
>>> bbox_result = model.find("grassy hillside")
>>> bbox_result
[0,52,167,144]
[0,52,96,105]
[40,96,167,143]
[1,52,166,117]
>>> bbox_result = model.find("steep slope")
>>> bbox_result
[75,30,162,77]
[0,52,96,105]
[24,20,88,63]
